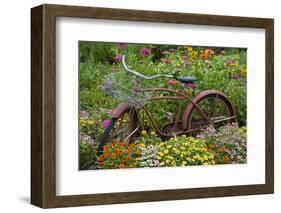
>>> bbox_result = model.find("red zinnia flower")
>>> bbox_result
[167,80,178,86]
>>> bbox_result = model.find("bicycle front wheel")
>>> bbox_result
[97,107,139,154]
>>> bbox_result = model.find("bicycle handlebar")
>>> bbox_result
[122,55,174,80]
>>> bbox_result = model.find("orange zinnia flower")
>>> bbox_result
[119,164,125,169]
[103,145,110,151]
[200,52,208,60]
[135,151,141,155]
[104,152,110,158]
[223,156,230,163]
[241,68,247,77]
[219,147,226,153]
[116,141,123,147]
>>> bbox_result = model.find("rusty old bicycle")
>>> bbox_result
[97,55,235,154]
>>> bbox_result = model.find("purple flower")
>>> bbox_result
[114,55,123,62]
[186,82,196,89]
[118,43,128,50]
[140,48,152,57]
[102,120,111,128]
[232,75,240,80]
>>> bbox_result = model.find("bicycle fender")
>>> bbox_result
[181,89,233,130]
[111,103,132,118]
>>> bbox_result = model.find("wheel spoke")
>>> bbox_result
[187,94,234,134]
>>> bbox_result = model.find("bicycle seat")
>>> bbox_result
[176,76,198,83]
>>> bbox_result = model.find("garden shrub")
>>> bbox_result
[197,123,247,164]
[158,135,215,167]
[79,141,96,169]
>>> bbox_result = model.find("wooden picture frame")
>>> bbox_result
[31,4,274,208]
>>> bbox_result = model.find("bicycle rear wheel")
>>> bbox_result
[97,107,139,154]
[184,90,235,134]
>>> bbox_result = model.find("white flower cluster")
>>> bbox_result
[137,144,160,168]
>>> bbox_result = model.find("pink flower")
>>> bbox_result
[175,67,183,72]
[167,80,178,86]
[225,60,237,66]
[102,120,111,128]
[181,56,189,60]
[114,55,123,62]
[140,48,151,57]
[184,60,191,66]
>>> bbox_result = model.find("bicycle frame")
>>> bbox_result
[132,87,211,137]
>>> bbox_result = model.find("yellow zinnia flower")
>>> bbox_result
[141,130,147,135]
[88,120,94,125]
[150,131,156,136]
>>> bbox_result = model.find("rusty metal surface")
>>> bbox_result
[111,103,133,118]
[181,89,235,130]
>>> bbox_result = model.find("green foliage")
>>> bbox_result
[79,142,96,169]
[79,110,110,143]
[79,42,247,127]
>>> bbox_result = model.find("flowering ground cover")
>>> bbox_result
[79,42,247,170]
